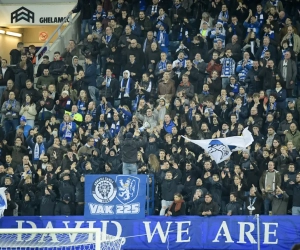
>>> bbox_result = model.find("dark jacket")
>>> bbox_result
[19,86,41,104]
[72,0,97,20]
[161,179,179,201]
[54,201,72,215]
[49,60,65,77]
[14,68,28,89]
[224,201,242,215]
[288,183,300,207]
[84,63,97,87]
[75,181,85,203]
[270,192,289,215]
[81,41,99,60]
[1,86,20,106]
[98,76,119,99]
[39,190,57,216]
[255,45,277,63]
[167,201,186,216]
[238,190,263,215]
[0,67,15,86]
[15,190,35,216]
[198,201,219,216]
[4,200,17,216]
[118,127,146,163]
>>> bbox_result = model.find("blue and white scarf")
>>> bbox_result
[261,46,268,58]
[158,60,167,71]
[218,11,229,23]
[77,100,86,115]
[221,57,235,77]
[119,72,131,98]
[237,59,253,82]
[34,142,45,161]
[63,122,73,140]
[5,99,17,116]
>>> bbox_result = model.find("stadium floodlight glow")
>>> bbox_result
[5,31,22,37]
[0,30,5,34]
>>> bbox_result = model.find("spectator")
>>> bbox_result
[0,59,15,98]
[259,161,281,215]
[36,68,55,94]
[165,193,186,216]
[118,127,146,174]
[270,186,289,215]
[224,192,242,215]
[198,193,219,216]
[1,92,20,137]
[49,52,65,82]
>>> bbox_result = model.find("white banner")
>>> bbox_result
[0,4,75,26]
[182,127,254,164]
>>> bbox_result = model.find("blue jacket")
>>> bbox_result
[84,63,97,87]
[243,21,260,37]
[120,108,132,126]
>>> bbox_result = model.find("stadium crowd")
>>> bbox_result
[0,0,300,217]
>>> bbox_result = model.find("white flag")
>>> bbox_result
[0,187,7,217]
[182,127,254,164]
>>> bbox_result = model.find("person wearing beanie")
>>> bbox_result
[118,126,147,174]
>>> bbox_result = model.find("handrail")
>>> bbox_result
[35,10,74,66]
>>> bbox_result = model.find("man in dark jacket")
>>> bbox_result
[70,0,97,41]
[84,56,98,103]
[1,80,19,106]
[49,52,65,82]
[40,185,57,216]
[245,61,261,94]
[19,53,34,82]
[81,35,99,61]
[98,69,119,104]
[19,79,41,104]
[14,61,28,89]
[287,173,300,215]
[55,194,72,215]
[118,127,146,174]
[238,184,263,215]
[0,59,15,98]
[255,36,277,64]
[4,191,17,216]
[224,192,242,215]
[258,60,280,95]
[198,193,219,216]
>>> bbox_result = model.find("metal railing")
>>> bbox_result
[35,4,80,68]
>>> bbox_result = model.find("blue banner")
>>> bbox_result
[0,216,299,249]
[84,175,147,219]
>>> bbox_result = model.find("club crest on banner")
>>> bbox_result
[85,175,147,219]
[116,175,139,204]
[92,176,117,203]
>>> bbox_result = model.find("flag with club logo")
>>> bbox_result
[0,188,7,217]
[182,127,254,164]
